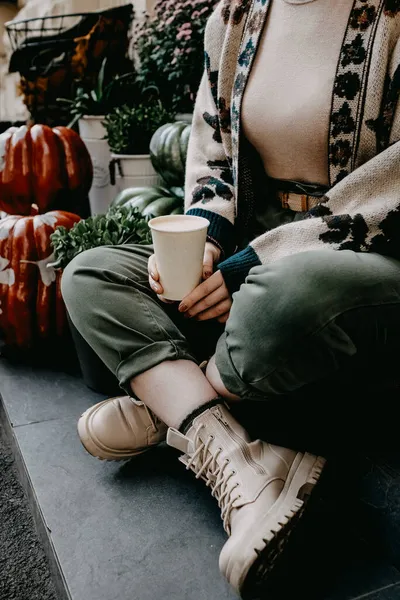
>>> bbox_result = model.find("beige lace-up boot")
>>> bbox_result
[167,403,325,596]
[78,396,167,461]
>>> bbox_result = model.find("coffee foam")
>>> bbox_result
[149,215,209,233]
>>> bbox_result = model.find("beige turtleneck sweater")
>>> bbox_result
[242,0,355,186]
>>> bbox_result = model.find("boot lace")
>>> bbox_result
[185,424,241,534]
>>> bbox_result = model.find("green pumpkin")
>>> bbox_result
[111,185,184,217]
[149,121,191,187]
[169,186,185,200]
[142,197,182,217]
[170,206,184,215]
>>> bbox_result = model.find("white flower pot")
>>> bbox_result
[78,115,106,139]
[78,116,114,215]
[110,153,161,193]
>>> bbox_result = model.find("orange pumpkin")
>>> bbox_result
[0,125,93,216]
[0,211,81,349]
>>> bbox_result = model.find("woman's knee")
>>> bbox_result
[239,249,397,328]
[232,250,334,333]
[206,356,241,401]
[221,251,349,384]
[61,247,114,313]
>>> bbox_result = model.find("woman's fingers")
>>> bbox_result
[149,275,161,293]
[158,295,176,304]
[179,271,224,312]
[149,274,164,295]
[185,285,228,318]
[203,247,215,280]
[196,299,232,321]
[148,254,165,296]
[217,312,230,324]
[202,243,222,280]
[148,254,159,281]
[149,277,174,304]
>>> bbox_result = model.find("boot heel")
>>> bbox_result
[297,455,326,501]
[240,456,326,599]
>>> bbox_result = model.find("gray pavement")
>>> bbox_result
[0,426,58,600]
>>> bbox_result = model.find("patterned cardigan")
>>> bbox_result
[185,0,400,293]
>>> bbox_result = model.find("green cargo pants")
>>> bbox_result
[62,242,400,401]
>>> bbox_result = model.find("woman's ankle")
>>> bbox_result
[178,397,223,434]
[130,359,220,428]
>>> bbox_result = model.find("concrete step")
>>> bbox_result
[2,356,400,600]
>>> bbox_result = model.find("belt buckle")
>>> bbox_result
[280,192,290,210]
[300,194,310,212]
[278,191,315,212]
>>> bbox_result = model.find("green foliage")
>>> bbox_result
[50,205,152,270]
[133,0,218,114]
[103,102,173,155]
[58,58,138,128]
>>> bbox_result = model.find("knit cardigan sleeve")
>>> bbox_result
[219,139,400,292]
[185,11,236,259]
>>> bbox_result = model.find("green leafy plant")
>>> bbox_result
[134,0,218,114]
[50,205,152,270]
[104,101,173,155]
[58,59,138,128]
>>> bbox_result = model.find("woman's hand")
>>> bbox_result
[148,253,175,303]
[178,269,232,323]
[148,242,227,315]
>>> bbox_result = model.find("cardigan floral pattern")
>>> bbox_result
[185,0,400,293]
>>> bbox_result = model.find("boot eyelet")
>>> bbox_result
[232,470,236,475]
[209,434,215,440]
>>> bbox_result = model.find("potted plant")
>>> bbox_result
[50,205,152,270]
[133,0,218,117]
[104,99,173,192]
[58,58,137,215]
[60,59,137,129]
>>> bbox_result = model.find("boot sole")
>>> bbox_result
[223,452,326,598]
[77,401,153,462]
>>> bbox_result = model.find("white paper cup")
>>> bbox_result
[149,215,210,301]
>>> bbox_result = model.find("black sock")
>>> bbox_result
[179,397,222,434]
